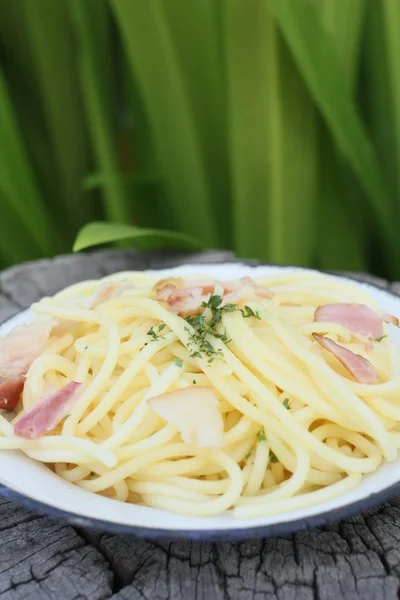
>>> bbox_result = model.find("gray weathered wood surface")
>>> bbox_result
[1,249,400,600]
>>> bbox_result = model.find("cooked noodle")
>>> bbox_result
[1,269,399,517]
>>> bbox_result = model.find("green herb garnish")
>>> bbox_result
[270,451,279,463]
[184,295,237,362]
[375,335,387,343]
[245,448,254,460]
[147,324,166,341]
[147,326,156,339]
[184,295,263,362]
[173,357,183,368]
[283,398,290,409]
[202,294,223,311]
[90,471,95,476]
[192,379,197,385]
[220,303,238,313]
[241,305,261,320]
[257,431,267,442]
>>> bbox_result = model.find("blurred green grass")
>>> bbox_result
[0,0,398,277]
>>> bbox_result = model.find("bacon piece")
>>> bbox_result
[314,303,383,339]
[0,321,54,378]
[364,341,374,353]
[0,376,25,410]
[312,333,378,384]
[239,277,273,299]
[382,313,399,327]
[156,283,179,302]
[0,319,77,406]
[14,382,84,439]
[155,277,272,316]
[148,386,224,448]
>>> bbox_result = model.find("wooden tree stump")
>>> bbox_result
[0,249,399,600]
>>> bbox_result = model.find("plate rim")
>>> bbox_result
[0,260,398,541]
[1,479,400,541]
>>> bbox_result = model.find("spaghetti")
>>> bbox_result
[0,268,399,518]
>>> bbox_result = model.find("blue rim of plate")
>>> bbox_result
[0,261,399,541]
[1,481,400,541]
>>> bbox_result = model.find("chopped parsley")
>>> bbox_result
[270,451,279,464]
[283,398,291,409]
[241,305,261,320]
[375,335,387,343]
[90,471,95,476]
[202,294,224,311]
[147,323,166,341]
[172,357,183,368]
[257,431,267,442]
[192,379,197,385]
[185,295,237,362]
[184,294,264,362]
[245,448,254,460]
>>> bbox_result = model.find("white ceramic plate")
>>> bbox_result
[1,263,400,541]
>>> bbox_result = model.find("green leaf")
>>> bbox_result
[319,0,366,86]
[73,221,205,252]
[270,0,393,246]
[382,0,400,206]
[24,0,92,233]
[121,46,169,230]
[224,0,317,265]
[82,170,159,192]
[317,0,368,273]
[273,41,317,266]
[109,0,218,246]
[0,69,56,254]
[0,184,42,265]
[223,1,271,261]
[317,147,369,272]
[69,0,130,224]
[0,0,64,228]
[163,0,231,247]
[362,0,400,275]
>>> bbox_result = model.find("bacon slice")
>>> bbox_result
[0,321,54,378]
[314,303,383,339]
[14,381,84,439]
[0,376,25,410]
[238,277,273,299]
[312,333,378,384]
[148,386,224,448]
[155,277,272,316]
[0,319,75,409]
[382,312,399,327]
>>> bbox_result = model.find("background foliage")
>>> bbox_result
[0,0,399,277]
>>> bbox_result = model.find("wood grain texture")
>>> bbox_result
[0,249,400,600]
